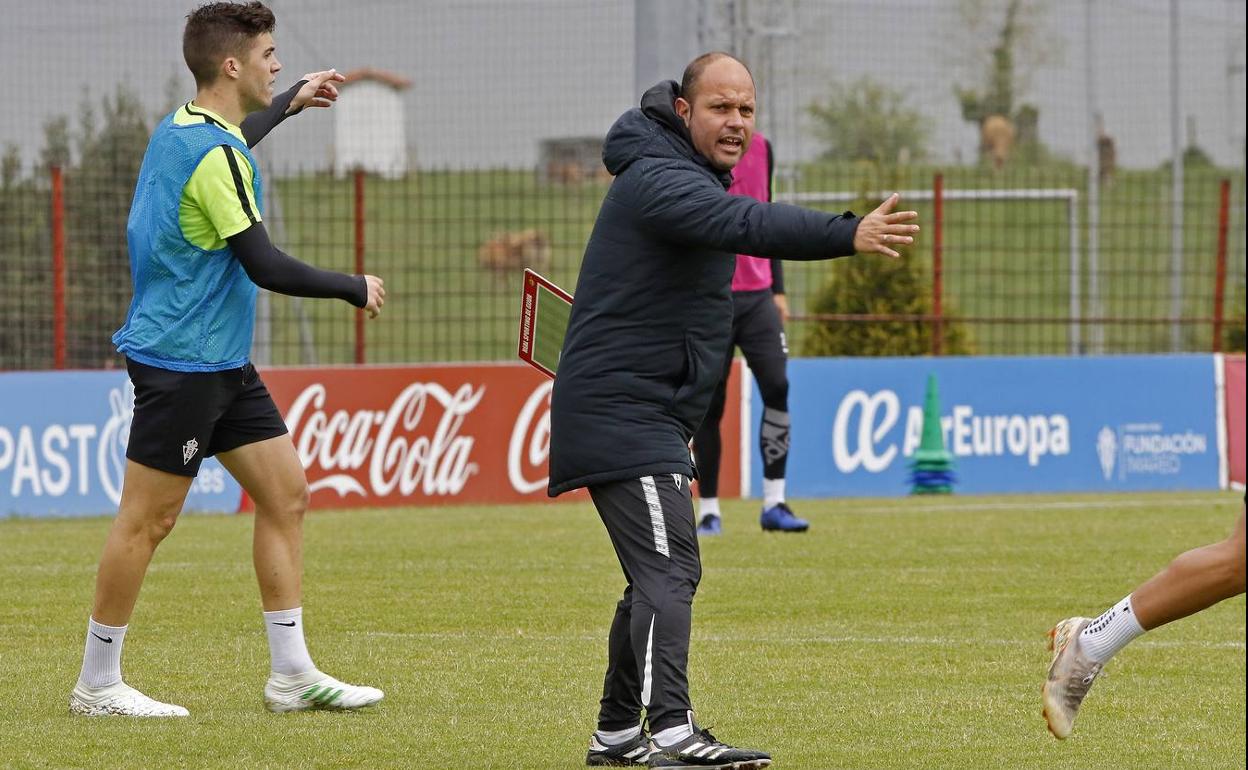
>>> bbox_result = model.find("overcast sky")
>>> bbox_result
[6,0,1244,172]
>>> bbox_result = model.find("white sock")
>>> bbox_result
[1079,594,1146,664]
[762,478,785,509]
[79,617,126,688]
[698,497,720,519]
[652,712,695,747]
[595,724,642,745]
[263,607,316,676]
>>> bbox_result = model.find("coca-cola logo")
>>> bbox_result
[508,380,553,494]
[285,381,483,498]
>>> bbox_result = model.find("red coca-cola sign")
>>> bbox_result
[1225,354,1245,489]
[251,362,742,509]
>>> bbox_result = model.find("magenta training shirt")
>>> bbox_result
[728,133,773,292]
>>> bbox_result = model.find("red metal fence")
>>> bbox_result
[3,162,1244,370]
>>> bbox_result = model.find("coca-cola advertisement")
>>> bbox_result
[254,362,743,510]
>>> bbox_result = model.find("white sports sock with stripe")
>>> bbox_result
[698,497,720,519]
[653,721,694,748]
[263,607,316,675]
[595,724,642,745]
[762,478,785,509]
[1079,594,1146,664]
[78,618,126,688]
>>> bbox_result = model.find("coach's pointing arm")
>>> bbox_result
[630,164,918,260]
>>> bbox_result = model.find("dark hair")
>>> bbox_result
[680,51,753,103]
[183,2,276,87]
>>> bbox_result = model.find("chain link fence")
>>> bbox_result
[2,0,1244,369]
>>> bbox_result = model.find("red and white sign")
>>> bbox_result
[517,268,573,378]
[252,362,742,510]
[1225,354,1245,489]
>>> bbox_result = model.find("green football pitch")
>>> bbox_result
[1,492,1243,769]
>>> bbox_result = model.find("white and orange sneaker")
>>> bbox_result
[1043,617,1104,739]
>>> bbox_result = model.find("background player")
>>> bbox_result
[692,130,808,536]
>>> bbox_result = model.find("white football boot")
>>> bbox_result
[69,680,189,717]
[264,669,384,713]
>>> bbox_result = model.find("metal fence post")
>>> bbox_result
[1068,192,1081,355]
[1213,178,1231,352]
[932,173,944,356]
[354,168,366,365]
[1168,0,1184,351]
[51,165,66,370]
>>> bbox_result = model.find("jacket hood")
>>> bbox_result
[601,80,732,186]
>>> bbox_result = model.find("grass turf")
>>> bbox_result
[1,491,1243,768]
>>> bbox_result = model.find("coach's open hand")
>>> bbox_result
[287,69,346,114]
[364,274,385,318]
[852,193,920,259]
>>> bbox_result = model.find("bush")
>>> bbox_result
[801,243,974,357]
[0,86,149,369]
[808,77,930,166]
[1224,316,1246,353]
[63,86,150,367]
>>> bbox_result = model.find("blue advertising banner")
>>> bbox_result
[752,355,1220,497]
[0,371,241,517]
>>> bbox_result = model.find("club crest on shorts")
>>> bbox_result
[182,438,200,466]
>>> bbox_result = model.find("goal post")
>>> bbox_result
[774,187,1086,355]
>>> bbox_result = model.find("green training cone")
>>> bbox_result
[909,372,956,494]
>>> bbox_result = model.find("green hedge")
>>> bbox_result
[801,252,974,357]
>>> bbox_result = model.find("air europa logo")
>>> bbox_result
[832,390,899,472]
[831,389,1072,473]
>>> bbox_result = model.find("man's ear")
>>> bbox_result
[221,56,241,81]
[674,96,691,126]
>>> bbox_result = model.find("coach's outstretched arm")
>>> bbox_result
[630,163,918,261]
[227,223,386,318]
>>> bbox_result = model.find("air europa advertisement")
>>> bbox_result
[765,355,1222,497]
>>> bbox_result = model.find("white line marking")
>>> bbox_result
[348,630,1244,650]
[843,496,1237,515]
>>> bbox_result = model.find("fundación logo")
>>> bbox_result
[1096,423,1208,481]
[1097,426,1117,480]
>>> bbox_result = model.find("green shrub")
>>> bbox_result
[1224,316,1246,353]
[801,250,974,357]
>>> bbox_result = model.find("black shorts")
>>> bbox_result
[125,358,289,477]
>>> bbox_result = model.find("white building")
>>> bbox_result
[333,67,412,179]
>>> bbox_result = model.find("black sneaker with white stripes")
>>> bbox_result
[648,726,772,769]
[586,731,657,767]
